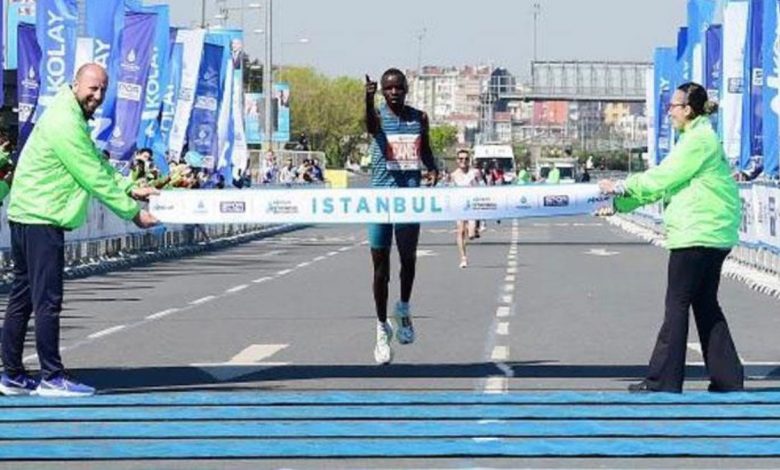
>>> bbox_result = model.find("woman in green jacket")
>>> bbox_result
[599,82,743,393]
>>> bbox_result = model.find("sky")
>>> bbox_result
[163,0,687,81]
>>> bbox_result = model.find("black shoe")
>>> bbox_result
[708,383,744,393]
[628,381,656,393]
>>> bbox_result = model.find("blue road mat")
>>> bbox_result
[1,391,780,460]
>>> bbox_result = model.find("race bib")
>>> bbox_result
[386,134,421,171]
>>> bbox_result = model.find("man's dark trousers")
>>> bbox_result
[645,247,744,392]
[1,222,65,380]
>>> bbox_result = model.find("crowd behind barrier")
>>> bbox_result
[630,181,780,276]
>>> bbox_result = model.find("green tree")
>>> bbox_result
[429,124,458,158]
[280,67,364,168]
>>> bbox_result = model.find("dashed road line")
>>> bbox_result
[88,325,127,339]
[190,295,216,305]
[225,285,248,294]
[146,308,180,320]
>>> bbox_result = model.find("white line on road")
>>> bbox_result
[687,342,703,356]
[313,256,326,262]
[88,325,126,339]
[297,262,311,268]
[503,284,515,293]
[190,295,216,305]
[501,295,513,304]
[504,275,516,283]
[484,376,507,394]
[276,269,293,276]
[496,322,509,336]
[506,267,517,274]
[327,251,339,256]
[225,285,248,294]
[339,247,351,252]
[491,346,509,361]
[496,306,511,318]
[146,308,180,320]
[252,276,273,284]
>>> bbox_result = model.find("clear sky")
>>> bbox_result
[163,0,687,81]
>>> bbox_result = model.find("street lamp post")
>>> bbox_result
[263,0,273,154]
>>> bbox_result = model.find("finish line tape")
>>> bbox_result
[149,184,613,224]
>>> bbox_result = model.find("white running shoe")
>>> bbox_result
[374,321,393,364]
[394,301,415,345]
[459,257,468,269]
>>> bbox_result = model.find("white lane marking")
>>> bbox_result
[501,295,513,304]
[297,262,311,268]
[584,248,620,257]
[227,344,289,364]
[506,267,517,274]
[339,247,350,252]
[416,249,437,257]
[484,376,507,394]
[252,277,273,284]
[496,306,511,318]
[88,325,127,339]
[491,346,509,361]
[276,269,293,276]
[504,284,515,293]
[504,275,516,283]
[687,342,703,356]
[146,308,180,320]
[226,284,249,294]
[313,256,326,262]
[496,322,509,336]
[327,251,339,256]
[507,255,516,261]
[193,344,290,382]
[190,295,216,305]
[496,362,514,377]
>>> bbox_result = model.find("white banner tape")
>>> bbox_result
[149,184,613,224]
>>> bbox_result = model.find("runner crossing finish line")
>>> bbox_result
[149,184,612,224]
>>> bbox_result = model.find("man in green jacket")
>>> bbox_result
[0,63,158,398]
[598,82,743,393]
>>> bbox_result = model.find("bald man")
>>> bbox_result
[0,64,158,398]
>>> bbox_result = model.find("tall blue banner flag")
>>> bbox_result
[706,24,723,131]
[763,0,780,177]
[85,0,124,146]
[35,0,78,121]
[106,12,157,162]
[17,22,42,153]
[676,27,691,86]
[654,47,676,164]
[136,5,170,159]
[741,0,764,171]
[187,43,224,170]
[6,0,36,70]
[152,40,183,167]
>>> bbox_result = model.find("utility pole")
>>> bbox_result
[532,2,540,63]
[415,28,426,74]
[263,0,273,153]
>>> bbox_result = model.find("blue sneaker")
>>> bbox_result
[35,376,95,397]
[0,373,39,396]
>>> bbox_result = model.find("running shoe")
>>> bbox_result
[374,321,393,364]
[459,257,468,268]
[0,373,39,396]
[35,376,95,397]
[394,301,415,345]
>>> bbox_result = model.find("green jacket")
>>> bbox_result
[516,168,531,185]
[8,86,139,229]
[614,115,740,249]
[0,149,10,203]
[547,167,560,184]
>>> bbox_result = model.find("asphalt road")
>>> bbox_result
[2,215,780,468]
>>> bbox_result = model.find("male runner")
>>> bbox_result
[365,69,438,364]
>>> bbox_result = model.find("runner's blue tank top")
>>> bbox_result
[369,104,424,188]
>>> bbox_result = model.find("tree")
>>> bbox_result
[281,67,364,168]
[429,124,458,158]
